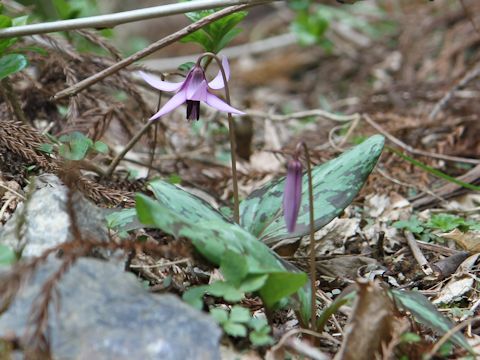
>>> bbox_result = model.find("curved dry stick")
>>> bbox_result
[196,52,241,223]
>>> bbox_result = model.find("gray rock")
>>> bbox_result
[0,174,109,257]
[0,257,221,359]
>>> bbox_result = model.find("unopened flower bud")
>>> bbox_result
[283,158,303,233]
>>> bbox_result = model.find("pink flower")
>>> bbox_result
[140,57,244,121]
[283,157,303,233]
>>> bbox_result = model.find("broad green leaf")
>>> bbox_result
[136,188,310,313]
[223,322,247,337]
[136,192,280,272]
[220,250,248,286]
[259,272,308,309]
[230,305,250,323]
[0,15,11,28]
[391,289,472,352]
[0,244,15,266]
[0,54,27,80]
[210,308,228,323]
[239,274,268,293]
[105,208,138,231]
[240,134,384,246]
[182,285,209,310]
[208,281,244,302]
[147,180,231,225]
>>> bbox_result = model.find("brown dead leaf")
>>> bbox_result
[440,228,480,253]
[334,280,398,360]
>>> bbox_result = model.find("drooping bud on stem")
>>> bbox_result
[283,155,303,233]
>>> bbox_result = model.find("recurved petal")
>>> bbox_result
[149,91,187,121]
[204,92,244,115]
[283,159,303,233]
[208,57,230,90]
[139,71,184,92]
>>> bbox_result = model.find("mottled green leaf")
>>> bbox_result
[147,180,231,226]
[391,289,472,352]
[0,54,27,80]
[220,250,248,287]
[136,192,280,272]
[239,135,384,246]
[136,187,310,312]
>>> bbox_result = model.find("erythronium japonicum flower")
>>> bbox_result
[283,155,303,233]
[140,57,244,121]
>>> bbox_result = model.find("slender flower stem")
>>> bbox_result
[300,142,317,331]
[197,52,240,223]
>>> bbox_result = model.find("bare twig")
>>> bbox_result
[363,114,480,165]
[404,231,433,276]
[104,121,152,177]
[53,2,267,100]
[0,0,270,39]
[428,61,480,120]
[248,109,359,122]
[0,183,25,200]
[0,78,28,124]
[425,315,479,359]
[267,328,333,360]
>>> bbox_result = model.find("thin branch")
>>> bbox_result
[0,78,28,124]
[428,61,480,120]
[404,230,433,276]
[53,2,266,101]
[363,113,480,165]
[104,121,152,177]
[248,109,359,122]
[425,315,480,359]
[0,0,269,39]
[143,33,296,71]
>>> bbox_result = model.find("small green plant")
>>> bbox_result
[0,9,29,80]
[393,213,480,242]
[39,132,108,161]
[209,305,274,346]
[180,7,247,54]
[426,213,480,233]
[393,216,424,234]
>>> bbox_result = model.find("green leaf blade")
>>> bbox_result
[240,135,385,245]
